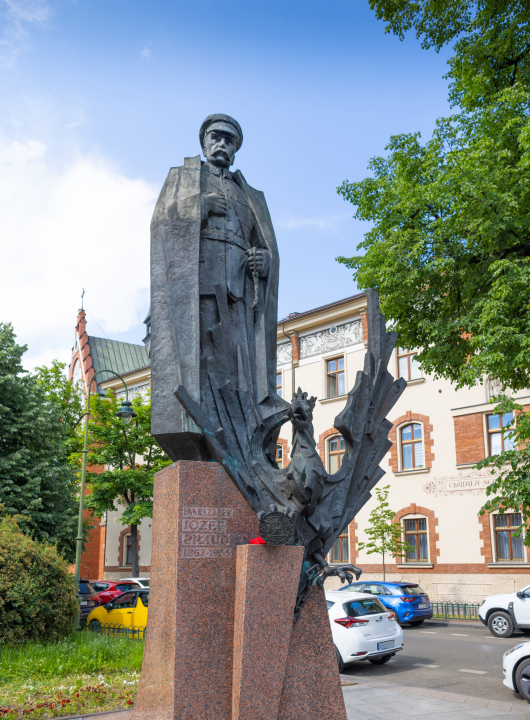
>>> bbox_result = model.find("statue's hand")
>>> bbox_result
[204,192,226,217]
[246,249,268,276]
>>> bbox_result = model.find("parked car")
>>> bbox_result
[119,576,150,588]
[78,580,100,624]
[327,590,404,672]
[87,588,149,633]
[340,581,432,626]
[90,580,142,604]
[479,585,530,638]
[503,642,530,701]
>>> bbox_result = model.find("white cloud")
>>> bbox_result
[0,0,52,66]
[141,43,152,60]
[0,136,158,370]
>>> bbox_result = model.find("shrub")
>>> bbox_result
[0,516,77,645]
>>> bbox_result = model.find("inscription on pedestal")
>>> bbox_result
[180,506,235,559]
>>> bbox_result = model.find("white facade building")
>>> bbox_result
[87,294,530,601]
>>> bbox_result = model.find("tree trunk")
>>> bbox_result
[382,550,385,581]
[130,524,139,577]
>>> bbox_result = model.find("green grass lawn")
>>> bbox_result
[0,631,144,719]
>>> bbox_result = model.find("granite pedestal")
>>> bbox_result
[132,461,347,720]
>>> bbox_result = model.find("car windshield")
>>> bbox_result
[342,598,387,617]
[400,584,425,596]
[140,579,150,587]
[139,593,149,607]
[79,582,94,594]
[115,583,138,592]
[342,584,363,593]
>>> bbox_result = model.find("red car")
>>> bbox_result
[89,580,142,605]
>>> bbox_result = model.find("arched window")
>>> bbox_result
[403,517,428,562]
[400,423,424,470]
[328,435,345,473]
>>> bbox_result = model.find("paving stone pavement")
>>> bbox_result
[342,677,530,719]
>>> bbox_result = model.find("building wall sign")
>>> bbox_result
[423,472,492,497]
[299,320,363,359]
[277,341,292,366]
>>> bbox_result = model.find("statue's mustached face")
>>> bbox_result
[203,130,238,168]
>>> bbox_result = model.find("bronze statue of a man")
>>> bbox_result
[151,114,288,462]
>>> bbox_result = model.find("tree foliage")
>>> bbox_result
[79,390,170,577]
[0,515,77,645]
[342,1,530,541]
[338,86,530,391]
[0,323,82,562]
[357,486,413,580]
[368,0,530,109]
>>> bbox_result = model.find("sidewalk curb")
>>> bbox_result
[340,673,530,716]
[50,709,131,720]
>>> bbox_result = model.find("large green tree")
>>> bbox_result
[81,390,170,577]
[338,1,530,536]
[368,0,530,109]
[0,323,82,562]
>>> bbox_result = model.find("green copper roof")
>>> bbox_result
[89,336,150,383]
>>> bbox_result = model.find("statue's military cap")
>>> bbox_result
[199,114,243,151]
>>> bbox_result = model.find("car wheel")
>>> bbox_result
[488,611,514,638]
[409,620,424,627]
[369,654,394,665]
[516,659,530,702]
[88,619,103,633]
[334,645,345,673]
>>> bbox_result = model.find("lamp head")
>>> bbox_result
[116,399,137,425]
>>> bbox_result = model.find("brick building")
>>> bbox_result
[68,308,149,580]
[71,296,530,600]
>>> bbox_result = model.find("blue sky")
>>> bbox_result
[0,0,452,369]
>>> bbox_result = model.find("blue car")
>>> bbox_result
[340,581,432,626]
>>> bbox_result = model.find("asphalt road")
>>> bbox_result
[341,618,530,705]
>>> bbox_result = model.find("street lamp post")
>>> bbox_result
[74,368,137,630]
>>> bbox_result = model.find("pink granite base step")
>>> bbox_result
[231,544,304,720]
[278,587,348,720]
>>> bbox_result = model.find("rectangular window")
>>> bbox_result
[125,535,132,566]
[276,372,282,398]
[276,444,283,469]
[488,412,515,455]
[494,513,525,562]
[397,348,421,382]
[327,357,345,398]
[404,518,429,562]
[330,528,349,563]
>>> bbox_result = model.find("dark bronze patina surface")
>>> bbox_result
[150,114,406,617]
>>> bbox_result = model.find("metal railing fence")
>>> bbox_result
[431,601,481,620]
[86,621,146,639]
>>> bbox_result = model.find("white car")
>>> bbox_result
[503,642,530,701]
[479,585,530,638]
[326,590,404,672]
[120,576,150,588]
